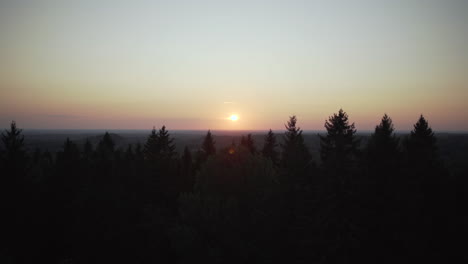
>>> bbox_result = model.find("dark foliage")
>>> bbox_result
[240,133,257,154]
[280,116,312,179]
[262,129,279,166]
[0,115,460,263]
[201,130,216,156]
[319,108,359,172]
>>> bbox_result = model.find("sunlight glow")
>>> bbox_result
[229,115,239,121]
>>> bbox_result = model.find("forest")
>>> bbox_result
[0,109,463,263]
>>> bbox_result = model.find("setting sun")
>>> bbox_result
[229,115,239,121]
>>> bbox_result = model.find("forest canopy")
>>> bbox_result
[0,110,462,263]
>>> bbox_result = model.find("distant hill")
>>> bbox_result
[83,133,125,147]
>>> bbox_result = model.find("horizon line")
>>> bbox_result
[9,128,468,134]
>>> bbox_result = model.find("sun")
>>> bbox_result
[229,114,239,121]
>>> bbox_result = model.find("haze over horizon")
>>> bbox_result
[1,0,467,131]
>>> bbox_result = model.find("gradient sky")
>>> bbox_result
[1,0,467,131]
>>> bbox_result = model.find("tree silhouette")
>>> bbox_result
[0,120,28,188]
[96,132,115,161]
[406,115,438,165]
[367,114,399,160]
[364,114,401,260]
[1,121,26,168]
[319,109,359,172]
[402,115,444,261]
[0,113,460,263]
[143,126,176,162]
[240,134,257,154]
[0,121,32,261]
[317,109,360,262]
[156,125,176,160]
[144,127,159,161]
[57,138,80,165]
[201,130,216,156]
[262,129,279,166]
[280,116,312,176]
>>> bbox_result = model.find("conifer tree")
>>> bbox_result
[280,116,311,173]
[404,115,441,199]
[0,121,28,193]
[0,121,28,254]
[262,129,279,166]
[403,117,444,260]
[1,121,27,190]
[240,134,256,154]
[144,127,159,160]
[1,121,26,168]
[156,125,176,160]
[201,130,216,156]
[367,114,400,165]
[319,109,359,172]
[97,132,115,161]
[365,114,401,256]
[406,115,437,165]
[317,109,360,262]
[57,138,80,164]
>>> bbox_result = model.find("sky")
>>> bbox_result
[1,0,467,131]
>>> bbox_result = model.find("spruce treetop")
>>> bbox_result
[406,114,438,163]
[202,130,216,156]
[411,115,435,139]
[1,121,25,154]
[281,116,311,171]
[320,109,359,166]
[157,125,176,158]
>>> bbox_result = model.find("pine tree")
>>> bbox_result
[143,126,176,161]
[0,121,28,189]
[240,134,256,154]
[404,115,441,199]
[317,109,360,262]
[365,114,401,258]
[1,121,27,187]
[367,114,400,165]
[403,117,444,261]
[280,116,311,173]
[201,130,216,156]
[57,138,80,164]
[262,129,279,166]
[1,121,26,167]
[144,127,159,161]
[406,115,437,165]
[156,125,176,160]
[319,109,359,172]
[96,132,115,161]
[0,121,28,255]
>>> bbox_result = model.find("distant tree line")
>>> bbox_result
[0,110,462,263]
